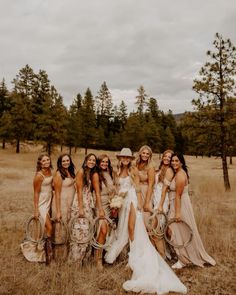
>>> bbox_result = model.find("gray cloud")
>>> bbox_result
[0,0,235,113]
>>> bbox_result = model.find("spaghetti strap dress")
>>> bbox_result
[21,173,53,262]
[168,178,216,267]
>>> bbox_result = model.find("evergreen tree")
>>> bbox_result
[118,100,128,129]
[135,85,148,116]
[10,65,35,152]
[192,33,236,191]
[0,79,12,148]
[80,88,96,154]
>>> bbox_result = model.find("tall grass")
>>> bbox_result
[0,148,235,295]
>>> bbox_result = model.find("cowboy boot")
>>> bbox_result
[95,249,103,271]
[45,237,53,265]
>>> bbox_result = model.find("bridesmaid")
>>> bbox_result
[71,153,103,265]
[135,145,155,226]
[94,154,115,270]
[152,149,174,258]
[21,153,53,264]
[53,153,76,260]
[168,153,216,269]
[54,153,76,223]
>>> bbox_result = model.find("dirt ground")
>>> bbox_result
[0,145,235,295]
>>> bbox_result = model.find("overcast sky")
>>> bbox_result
[0,0,235,114]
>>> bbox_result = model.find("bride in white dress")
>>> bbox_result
[105,148,187,294]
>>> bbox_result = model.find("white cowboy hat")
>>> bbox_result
[116,148,135,159]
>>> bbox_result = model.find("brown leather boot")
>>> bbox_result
[45,237,53,265]
[95,249,103,271]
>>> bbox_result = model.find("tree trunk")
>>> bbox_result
[16,139,20,153]
[229,156,233,165]
[60,145,63,152]
[47,143,51,155]
[69,146,72,156]
[74,146,77,153]
[222,155,231,191]
[85,146,88,155]
[2,138,5,149]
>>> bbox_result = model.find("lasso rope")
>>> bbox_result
[25,216,44,243]
[91,216,117,250]
[147,211,168,239]
[164,218,193,249]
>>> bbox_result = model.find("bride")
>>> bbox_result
[105,148,187,294]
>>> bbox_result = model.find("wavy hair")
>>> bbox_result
[97,154,113,189]
[82,153,98,190]
[158,149,174,183]
[36,153,52,172]
[171,152,189,180]
[57,153,75,180]
[136,145,153,169]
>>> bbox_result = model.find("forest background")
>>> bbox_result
[0,33,236,190]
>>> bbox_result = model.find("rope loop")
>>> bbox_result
[91,216,117,250]
[164,218,193,249]
[25,216,44,243]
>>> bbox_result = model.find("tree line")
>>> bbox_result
[0,33,235,190]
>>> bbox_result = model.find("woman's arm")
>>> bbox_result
[53,171,63,221]
[75,169,85,217]
[174,170,186,221]
[143,166,155,212]
[158,167,174,212]
[134,167,143,211]
[92,173,105,218]
[33,173,43,218]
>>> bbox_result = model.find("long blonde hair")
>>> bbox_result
[115,157,136,187]
[136,145,153,169]
[158,149,174,183]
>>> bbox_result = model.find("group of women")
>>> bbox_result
[21,146,216,294]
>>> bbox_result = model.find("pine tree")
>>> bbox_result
[0,79,12,148]
[80,88,96,154]
[193,33,236,191]
[135,85,148,116]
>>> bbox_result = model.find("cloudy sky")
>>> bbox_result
[0,0,235,114]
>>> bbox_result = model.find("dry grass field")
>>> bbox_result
[0,144,235,295]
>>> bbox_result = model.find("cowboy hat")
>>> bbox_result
[116,148,135,159]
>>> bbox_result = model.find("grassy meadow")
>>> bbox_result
[0,144,235,295]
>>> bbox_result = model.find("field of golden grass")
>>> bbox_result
[0,144,235,295]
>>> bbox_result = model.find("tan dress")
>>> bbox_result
[21,173,53,262]
[52,177,76,222]
[52,177,76,261]
[97,172,114,218]
[168,179,216,267]
[138,169,153,227]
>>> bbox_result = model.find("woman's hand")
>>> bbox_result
[34,208,39,219]
[137,200,143,211]
[56,211,62,221]
[98,208,105,218]
[157,204,163,213]
[175,212,181,222]
[78,207,85,217]
[143,201,153,213]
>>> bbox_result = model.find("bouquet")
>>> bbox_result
[109,191,127,219]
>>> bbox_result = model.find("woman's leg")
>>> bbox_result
[128,203,136,242]
[95,220,108,270]
[44,214,53,264]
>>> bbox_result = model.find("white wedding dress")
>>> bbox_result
[105,176,187,294]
